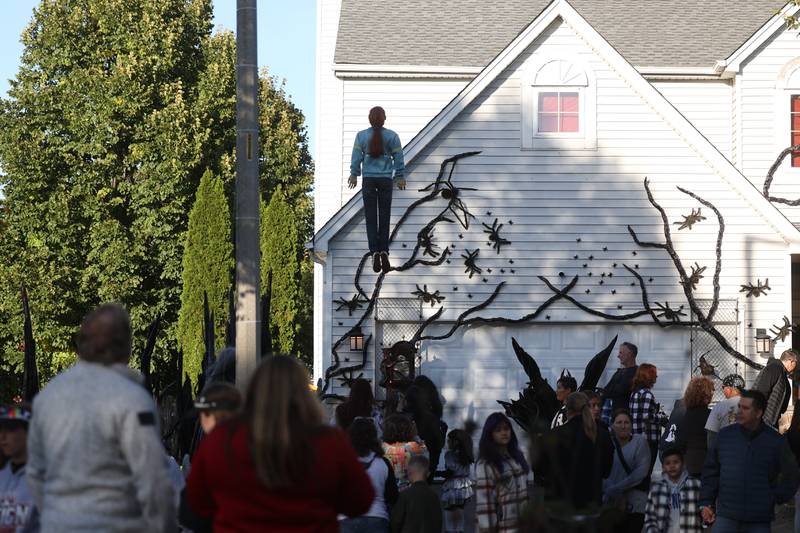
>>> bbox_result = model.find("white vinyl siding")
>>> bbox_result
[738,24,800,223]
[651,80,733,160]
[323,19,791,401]
[339,79,470,201]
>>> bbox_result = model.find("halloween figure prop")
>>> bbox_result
[348,106,406,274]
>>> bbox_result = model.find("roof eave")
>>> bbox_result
[721,1,799,75]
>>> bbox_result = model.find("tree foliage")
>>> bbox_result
[0,0,314,392]
[177,170,233,384]
[260,191,300,356]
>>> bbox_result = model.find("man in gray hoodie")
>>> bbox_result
[26,303,176,532]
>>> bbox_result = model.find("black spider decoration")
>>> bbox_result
[585,289,591,294]
[459,233,464,239]
[588,272,593,277]
[770,316,794,342]
[546,315,551,320]
[603,247,608,251]
[573,255,579,260]
[487,268,492,273]
[682,262,707,291]
[412,284,445,307]
[599,280,604,285]
[482,278,488,283]
[613,263,618,268]
[576,238,582,242]
[500,269,505,273]
[453,287,458,291]
[617,305,623,309]
[655,302,686,323]
[674,208,706,231]
[337,369,365,388]
[335,294,369,316]
[632,251,638,256]
[611,290,617,294]
[558,272,565,278]
[509,259,515,264]
[740,279,771,298]
[588,255,594,261]
[417,227,440,258]
[508,220,514,225]
[422,180,476,229]
[482,218,511,254]
[462,249,482,278]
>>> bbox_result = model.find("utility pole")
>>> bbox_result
[235,0,261,389]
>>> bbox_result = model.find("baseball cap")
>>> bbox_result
[0,405,32,428]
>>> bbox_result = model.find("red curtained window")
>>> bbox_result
[791,95,800,167]
[538,92,579,133]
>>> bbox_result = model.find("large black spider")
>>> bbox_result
[337,369,365,388]
[682,262,707,291]
[334,294,369,316]
[461,249,482,279]
[770,316,794,342]
[740,278,770,298]
[654,302,686,323]
[482,218,511,254]
[419,172,477,229]
[412,284,445,307]
[418,227,440,258]
[673,208,706,231]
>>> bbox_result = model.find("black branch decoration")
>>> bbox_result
[482,218,511,254]
[335,294,370,316]
[740,279,770,298]
[321,152,480,398]
[412,284,445,307]
[673,208,706,230]
[462,249,482,279]
[544,178,761,370]
[762,144,800,205]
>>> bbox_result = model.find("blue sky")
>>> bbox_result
[0,0,317,153]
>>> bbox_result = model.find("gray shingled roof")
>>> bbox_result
[334,0,788,68]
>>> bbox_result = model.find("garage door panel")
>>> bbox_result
[418,323,694,434]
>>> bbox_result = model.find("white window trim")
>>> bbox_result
[522,56,597,151]
[773,60,800,174]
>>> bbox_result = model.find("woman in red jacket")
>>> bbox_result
[187,356,375,532]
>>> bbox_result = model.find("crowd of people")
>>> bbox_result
[2,304,800,532]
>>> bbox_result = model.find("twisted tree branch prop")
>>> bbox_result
[763,145,800,205]
[539,274,651,322]
[323,152,480,396]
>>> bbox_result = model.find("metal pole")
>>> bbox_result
[235,0,261,390]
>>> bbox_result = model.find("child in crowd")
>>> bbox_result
[0,404,38,533]
[382,414,428,490]
[195,382,242,434]
[389,455,442,533]
[441,429,475,533]
[552,371,577,428]
[643,447,702,533]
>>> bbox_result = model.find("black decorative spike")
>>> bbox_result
[21,285,39,402]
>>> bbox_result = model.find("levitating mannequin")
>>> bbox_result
[348,106,406,273]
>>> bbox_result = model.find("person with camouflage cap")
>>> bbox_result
[704,374,745,449]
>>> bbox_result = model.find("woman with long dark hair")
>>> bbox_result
[475,412,529,532]
[441,429,475,533]
[335,378,381,433]
[347,106,406,274]
[186,356,374,531]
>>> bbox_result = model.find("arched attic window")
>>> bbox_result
[522,58,597,150]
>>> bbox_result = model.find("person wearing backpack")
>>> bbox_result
[604,409,651,533]
[341,418,399,533]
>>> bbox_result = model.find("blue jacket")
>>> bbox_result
[700,422,799,523]
[350,127,404,179]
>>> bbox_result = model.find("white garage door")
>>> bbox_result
[416,323,691,435]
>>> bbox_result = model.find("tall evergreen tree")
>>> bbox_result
[260,190,300,356]
[177,169,233,384]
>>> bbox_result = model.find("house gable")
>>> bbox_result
[314,0,800,253]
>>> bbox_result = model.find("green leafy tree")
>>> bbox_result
[0,1,314,388]
[177,169,233,383]
[0,0,221,380]
[260,190,300,356]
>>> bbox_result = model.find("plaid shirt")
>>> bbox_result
[630,388,667,445]
[475,458,527,533]
[644,475,702,533]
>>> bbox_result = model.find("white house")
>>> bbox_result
[312,0,800,430]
